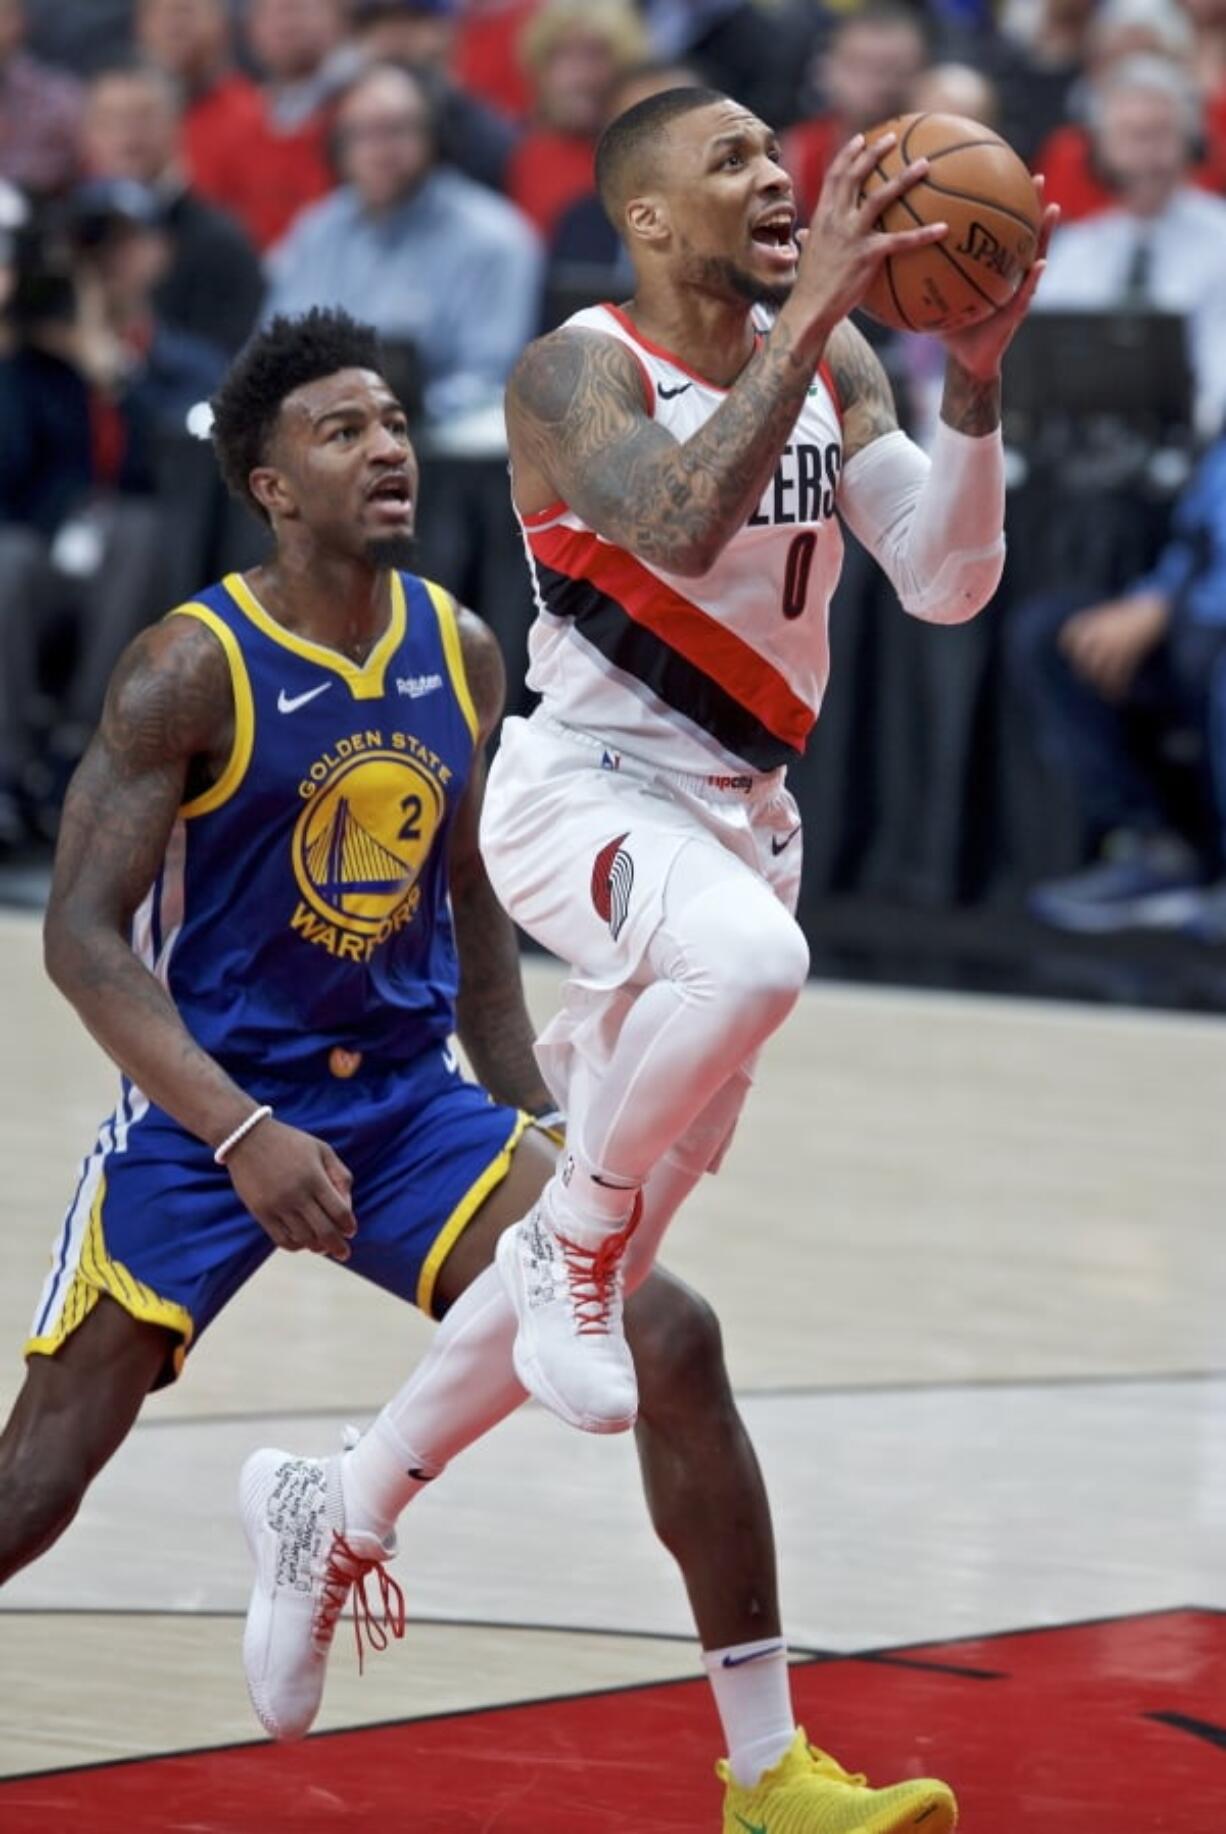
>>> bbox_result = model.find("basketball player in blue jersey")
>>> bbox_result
[0,308,943,1832]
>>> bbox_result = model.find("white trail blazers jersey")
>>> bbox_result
[516,303,845,776]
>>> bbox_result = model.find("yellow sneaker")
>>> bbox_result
[718,1728,958,1833]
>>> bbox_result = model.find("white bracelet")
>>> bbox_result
[213,1104,273,1165]
[532,1108,566,1134]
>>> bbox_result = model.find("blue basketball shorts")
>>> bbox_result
[26,1042,529,1386]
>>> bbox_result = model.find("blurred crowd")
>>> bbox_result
[0,0,1224,944]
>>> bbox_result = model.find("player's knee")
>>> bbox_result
[677,888,809,1019]
[716,908,809,1022]
[635,1283,726,1414]
[755,912,810,1002]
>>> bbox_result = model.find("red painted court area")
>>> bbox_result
[5,1609,1224,1832]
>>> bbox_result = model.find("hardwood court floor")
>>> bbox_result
[1,909,1224,1827]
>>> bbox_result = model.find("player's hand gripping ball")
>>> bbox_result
[858,112,1041,334]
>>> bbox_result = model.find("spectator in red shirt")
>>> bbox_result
[455,0,542,123]
[784,3,929,220]
[183,0,355,250]
[135,0,266,210]
[0,0,83,198]
[506,0,648,237]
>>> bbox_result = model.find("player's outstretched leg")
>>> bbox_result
[234,1129,557,1740]
[0,1298,170,1586]
[238,1243,956,1827]
[630,1271,958,1834]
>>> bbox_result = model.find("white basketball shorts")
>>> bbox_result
[480,711,804,1175]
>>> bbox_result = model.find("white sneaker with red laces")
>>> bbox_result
[495,1195,641,1434]
[239,1447,405,1741]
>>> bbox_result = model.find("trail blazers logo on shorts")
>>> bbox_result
[591,832,633,941]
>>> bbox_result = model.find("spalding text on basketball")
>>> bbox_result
[955,221,1028,285]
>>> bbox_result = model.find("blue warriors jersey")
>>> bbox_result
[135,570,479,1077]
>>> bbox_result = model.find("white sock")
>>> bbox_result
[703,1639,796,1787]
[340,1264,526,1541]
[339,1413,437,1543]
[549,1149,639,1245]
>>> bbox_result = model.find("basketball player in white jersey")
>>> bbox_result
[479,87,1055,1435]
[236,98,1055,1834]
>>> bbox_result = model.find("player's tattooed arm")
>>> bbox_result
[824,319,900,463]
[43,618,258,1149]
[506,322,824,577]
[447,610,553,1117]
[939,359,1001,437]
[826,317,1000,451]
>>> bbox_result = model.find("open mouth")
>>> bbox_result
[368,476,411,502]
[750,213,797,256]
[367,476,413,514]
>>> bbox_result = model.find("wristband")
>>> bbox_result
[214,1104,273,1165]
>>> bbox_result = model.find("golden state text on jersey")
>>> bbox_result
[133,571,479,1078]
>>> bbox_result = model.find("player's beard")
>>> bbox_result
[362,532,419,571]
[686,250,794,313]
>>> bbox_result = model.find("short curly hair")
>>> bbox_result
[210,307,385,520]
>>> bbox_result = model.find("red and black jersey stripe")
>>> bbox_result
[527,525,814,771]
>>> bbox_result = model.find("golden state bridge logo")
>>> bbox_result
[290,730,450,961]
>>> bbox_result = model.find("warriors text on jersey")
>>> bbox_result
[516,303,844,776]
[136,570,478,1077]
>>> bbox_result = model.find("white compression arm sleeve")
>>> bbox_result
[836,421,1006,624]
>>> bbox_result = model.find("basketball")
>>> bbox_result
[857,112,1042,334]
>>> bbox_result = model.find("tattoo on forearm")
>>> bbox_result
[941,361,1001,437]
[509,324,822,573]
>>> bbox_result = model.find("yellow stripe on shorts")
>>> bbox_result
[415,1111,532,1318]
[25,1174,196,1376]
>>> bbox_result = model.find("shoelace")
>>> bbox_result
[313,1533,407,1675]
[557,1197,642,1336]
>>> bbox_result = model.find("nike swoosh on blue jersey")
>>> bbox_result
[277,682,333,714]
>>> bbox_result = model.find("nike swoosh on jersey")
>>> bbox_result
[277,682,333,714]
[657,381,692,399]
[770,825,802,856]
